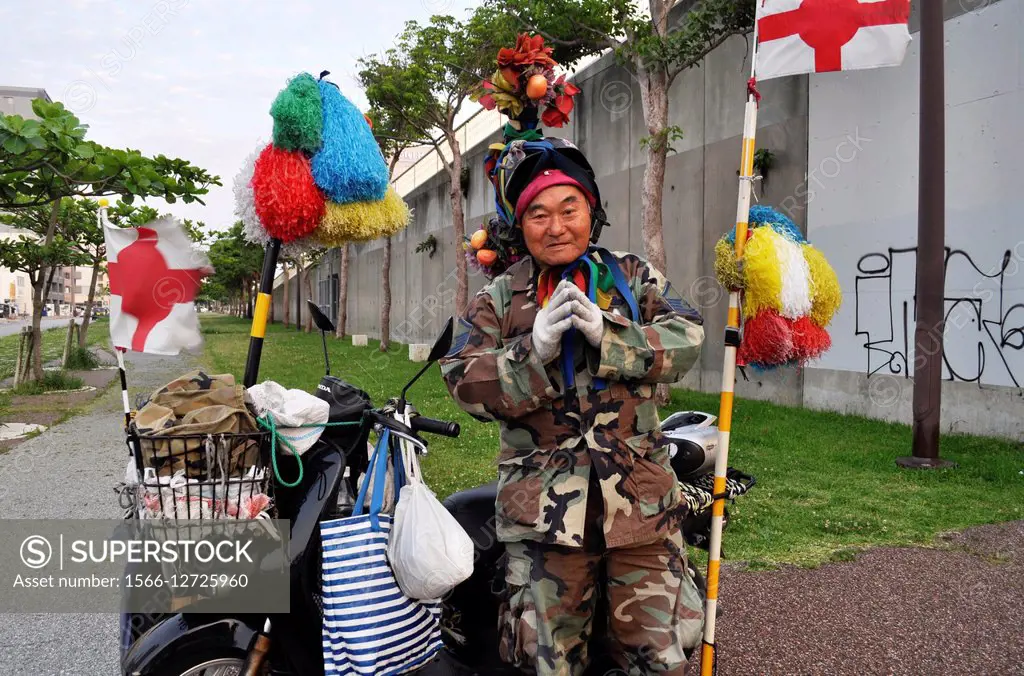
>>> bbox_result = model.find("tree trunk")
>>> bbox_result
[304,267,314,333]
[78,257,101,348]
[446,133,469,316]
[637,65,673,405]
[336,246,350,339]
[29,200,64,382]
[282,262,291,327]
[380,237,392,351]
[295,260,303,331]
[638,67,671,276]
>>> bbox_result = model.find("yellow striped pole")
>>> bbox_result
[243,238,282,388]
[700,31,760,676]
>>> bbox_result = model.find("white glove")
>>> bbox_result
[566,286,604,348]
[532,281,575,363]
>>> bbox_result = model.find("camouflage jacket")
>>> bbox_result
[440,251,705,549]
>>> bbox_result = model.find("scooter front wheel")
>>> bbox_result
[147,652,248,676]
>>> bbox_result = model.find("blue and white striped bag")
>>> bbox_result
[321,429,442,675]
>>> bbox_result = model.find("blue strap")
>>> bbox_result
[352,429,391,530]
[392,435,405,497]
[592,246,640,322]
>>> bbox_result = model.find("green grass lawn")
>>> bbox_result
[0,317,110,382]
[200,315,1024,568]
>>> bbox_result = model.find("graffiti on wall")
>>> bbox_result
[855,246,1024,388]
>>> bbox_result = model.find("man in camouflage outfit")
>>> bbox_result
[440,141,706,675]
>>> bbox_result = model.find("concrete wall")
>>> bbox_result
[310,0,1022,439]
[804,0,1023,438]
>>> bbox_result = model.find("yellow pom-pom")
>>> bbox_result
[804,244,841,327]
[98,198,109,208]
[714,237,744,291]
[741,229,783,319]
[314,187,411,247]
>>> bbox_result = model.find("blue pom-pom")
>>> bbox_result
[726,205,807,244]
[311,81,388,204]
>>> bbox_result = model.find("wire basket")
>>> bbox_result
[126,428,275,521]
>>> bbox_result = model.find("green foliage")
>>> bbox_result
[12,370,84,395]
[0,99,220,209]
[490,0,755,79]
[753,147,776,179]
[63,345,100,370]
[414,235,438,258]
[640,125,686,154]
[0,198,92,283]
[202,221,265,304]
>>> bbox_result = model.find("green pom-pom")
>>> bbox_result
[715,237,744,291]
[271,73,323,153]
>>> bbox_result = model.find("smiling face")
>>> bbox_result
[520,184,592,267]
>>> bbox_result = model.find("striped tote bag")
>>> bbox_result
[321,429,443,675]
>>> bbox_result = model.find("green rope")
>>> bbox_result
[257,414,362,488]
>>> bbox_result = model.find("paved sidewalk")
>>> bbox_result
[0,350,199,676]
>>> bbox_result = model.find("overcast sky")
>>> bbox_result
[0,0,479,235]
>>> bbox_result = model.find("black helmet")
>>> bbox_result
[493,138,608,243]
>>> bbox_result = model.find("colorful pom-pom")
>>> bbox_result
[714,237,744,290]
[725,206,806,245]
[790,315,831,362]
[772,230,813,320]
[804,244,842,327]
[739,311,793,367]
[251,144,325,243]
[271,73,323,154]
[742,230,783,318]
[315,186,411,246]
[234,144,268,247]
[311,80,388,204]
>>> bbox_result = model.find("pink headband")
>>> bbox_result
[515,169,596,221]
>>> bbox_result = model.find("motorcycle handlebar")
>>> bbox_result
[410,416,461,438]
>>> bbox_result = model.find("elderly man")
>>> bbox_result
[440,140,706,676]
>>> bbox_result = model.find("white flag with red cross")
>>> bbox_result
[102,210,213,355]
[755,0,912,81]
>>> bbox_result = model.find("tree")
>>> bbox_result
[489,0,754,275]
[366,109,416,351]
[0,99,218,380]
[335,247,349,339]
[360,11,518,315]
[205,222,264,318]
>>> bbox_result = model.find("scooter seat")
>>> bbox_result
[443,481,499,553]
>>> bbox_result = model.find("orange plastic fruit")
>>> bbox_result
[477,249,497,266]
[470,229,488,250]
[526,74,549,100]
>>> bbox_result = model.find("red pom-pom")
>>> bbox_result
[738,311,793,367]
[790,316,831,362]
[252,144,325,243]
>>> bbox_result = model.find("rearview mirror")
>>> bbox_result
[428,317,454,363]
[307,300,336,334]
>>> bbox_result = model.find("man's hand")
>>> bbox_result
[533,281,575,363]
[566,286,604,348]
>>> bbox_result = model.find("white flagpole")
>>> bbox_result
[700,19,760,676]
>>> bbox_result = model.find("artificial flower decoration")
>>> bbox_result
[473,34,580,132]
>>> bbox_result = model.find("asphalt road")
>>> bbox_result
[0,350,197,676]
[0,317,82,338]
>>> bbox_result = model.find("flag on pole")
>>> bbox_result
[754,0,912,81]
[101,206,212,355]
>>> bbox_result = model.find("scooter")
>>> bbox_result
[120,303,754,676]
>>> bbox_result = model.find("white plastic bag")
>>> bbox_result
[246,380,329,454]
[388,443,474,600]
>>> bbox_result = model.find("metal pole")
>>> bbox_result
[700,26,759,674]
[898,0,954,469]
[243,239,281,388]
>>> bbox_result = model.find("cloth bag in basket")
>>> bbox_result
[388,440,474,600]
[320,429,442,675]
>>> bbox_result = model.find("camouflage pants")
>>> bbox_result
[498,528,704,676]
